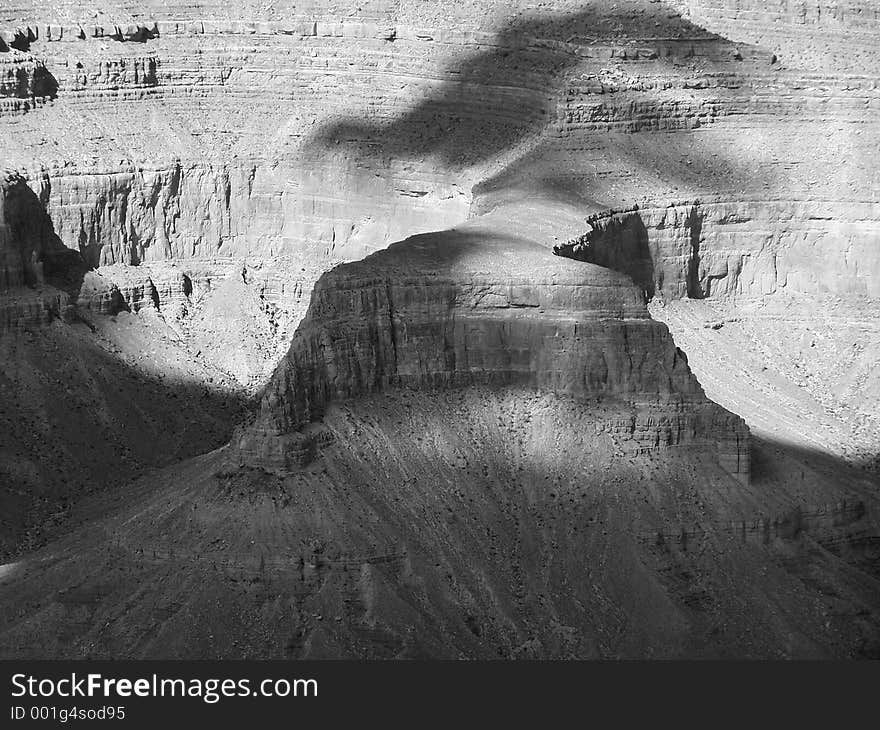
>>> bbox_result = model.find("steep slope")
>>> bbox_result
[0,0,878,659]
[0,315,247,557]
[3,219,879,659]
[0,172,249,558]
[650,296,880,470]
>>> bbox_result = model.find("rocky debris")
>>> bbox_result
[75,270,124,314]
[0,312,250,559]
[0,288,71,331]
[651,296,880,470]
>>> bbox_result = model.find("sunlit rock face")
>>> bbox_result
[0,1,878,659]
[553,200,880,301]
[1,1,876,318]
[237,225,750,484]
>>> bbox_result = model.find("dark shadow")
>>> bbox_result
[303,0,783,220]
[30,65,59,100]
[0,176,250,560]
[7,28,35,52]
[685,204,703,298]
[552,210,654,300]
[747,436,880,593]
[2,174,85,296]
[0,324,251,561]
[11,64,58,99]
[307,4,734,171]
[3,222,879,657]
[0,52,58,100]
[552,202,723,300]
[110,25,159,43]
[4,389,879,659]
[750,436,880,493]
[2,25,157,50]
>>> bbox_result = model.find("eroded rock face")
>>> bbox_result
[670,0,880,74]
[554,200,880,301]
[0,0,875,302]
[0,53,57,103]
[238,226,749,482]
[0,1,873,496]
[1,172,52,290]
[0,172,79,329]
[0,0,877,660]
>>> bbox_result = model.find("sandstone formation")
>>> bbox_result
[237,224,749,483]
[554,200,880,301]
[0,1,874,295]
[0,0,877,659]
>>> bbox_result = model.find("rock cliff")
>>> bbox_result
[0,0,878,659]
[554,199,880,301]
[238,225,748,481]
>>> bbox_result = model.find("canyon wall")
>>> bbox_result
[238,226,750,482]
[672,1,880,73]
[1,0,877,492]
[0,0,875,317]
[0,172,78,330]
[534,0,880,304]
[2,0,880,660]
[0,0,874,491]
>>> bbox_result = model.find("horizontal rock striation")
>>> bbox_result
[0,171,80,290]
[0,0,873,474]
[238,227,749,482]
[554,199,880,301]
[0,53,56,98]
[2,0,879,660]
[0,0,874,277]
[0,0,872,374]
[671,0,880,73]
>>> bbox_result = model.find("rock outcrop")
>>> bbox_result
[554,200,880,301]
[0,0,878,660]
[0,0,876,328]
[1,172,53,290]
[0,171,78,330]
[0,0,873,497]
[238,225,749,483]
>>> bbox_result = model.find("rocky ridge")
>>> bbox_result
[237,226,749,483]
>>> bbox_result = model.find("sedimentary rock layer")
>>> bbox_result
[554,200,880,301]
[238,225,749,482]
[0,0,877,661]
[0,172,79,329]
